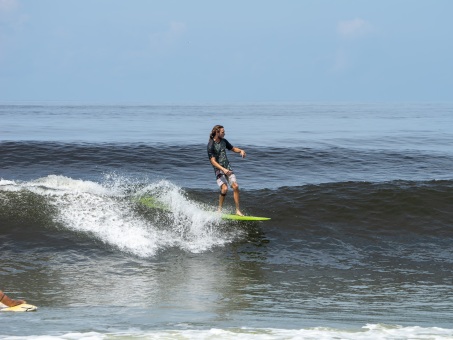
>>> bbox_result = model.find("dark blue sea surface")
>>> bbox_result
[1,103,453,339]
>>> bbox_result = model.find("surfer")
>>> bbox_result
[0,290,26,307]
[207,125,246,216]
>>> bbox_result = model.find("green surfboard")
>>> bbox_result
[220,214,271,221]
[137,196,270,221]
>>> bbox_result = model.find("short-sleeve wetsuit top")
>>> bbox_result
[207,138,233,172]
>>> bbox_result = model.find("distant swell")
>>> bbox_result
[1,141,453,188]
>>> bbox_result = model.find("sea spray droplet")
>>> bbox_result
[136,179,242,253]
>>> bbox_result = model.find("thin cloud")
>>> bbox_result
[149,21,187,51]
[337,18,371,39]
[0,0,19,13]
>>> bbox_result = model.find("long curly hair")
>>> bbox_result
[209,125,224,140]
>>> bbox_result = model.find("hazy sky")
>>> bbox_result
[1,0,452,102]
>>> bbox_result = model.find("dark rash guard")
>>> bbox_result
[207,138,233,171]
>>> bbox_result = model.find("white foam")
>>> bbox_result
[1,175,238,257]
[3,325,453,339]
[54,190,165,257]
[1,175,111,196]
[137,180,239,253]
[0,178,21,192]
[0,179,17,186]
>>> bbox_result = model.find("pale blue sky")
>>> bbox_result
[1,0,452,102]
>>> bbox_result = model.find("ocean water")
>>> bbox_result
[1,102,453,339]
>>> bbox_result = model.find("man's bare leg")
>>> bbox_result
[232,183,243,216]
[0,291,26,307]
[218,184,228,212]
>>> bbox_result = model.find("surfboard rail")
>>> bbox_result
[137,196,270,221]
[0,303,38,312]
[221,214,271,221]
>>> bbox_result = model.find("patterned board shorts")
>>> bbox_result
[215,169,237,187]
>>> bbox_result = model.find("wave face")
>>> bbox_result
[2,175,452,261]
[0,176,242,258]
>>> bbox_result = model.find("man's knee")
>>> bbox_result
[232,182,239,191]
[220,185,228,195]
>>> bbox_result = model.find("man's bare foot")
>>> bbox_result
[0,291,26,307]
[9,299,26,307]
[236,210,244,216]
